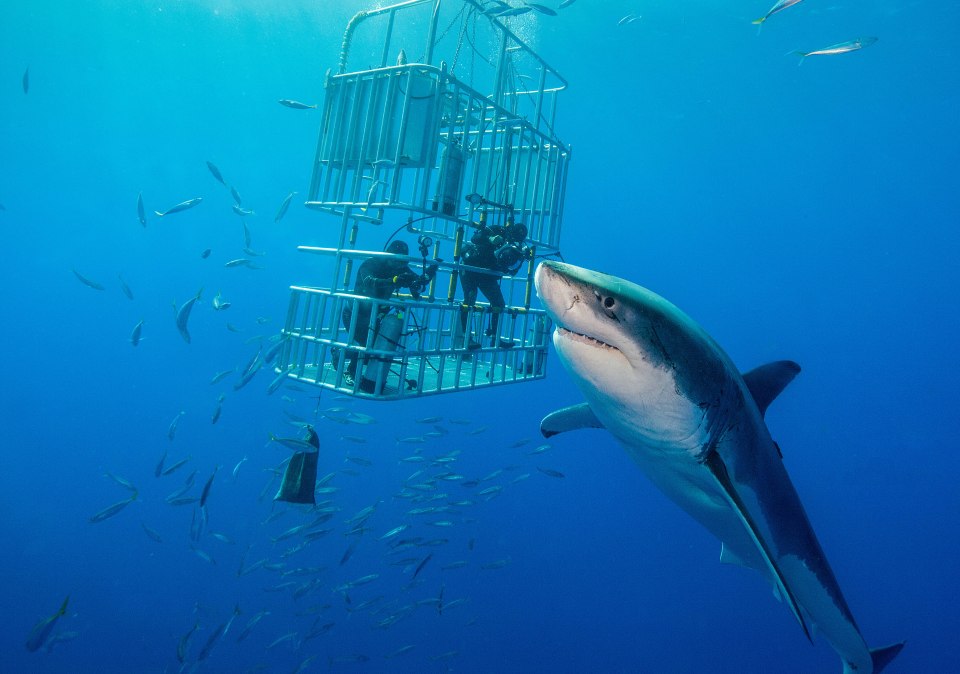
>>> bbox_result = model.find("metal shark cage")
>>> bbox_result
[278,0,571,400]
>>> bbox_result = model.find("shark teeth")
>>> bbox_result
[556,326,616,350]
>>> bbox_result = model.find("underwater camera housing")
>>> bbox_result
[408,233,434,299]
[495,222,529,272]
[495,241,523,270]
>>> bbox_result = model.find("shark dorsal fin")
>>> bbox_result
[742,361,801,417]
[540,403,604,438]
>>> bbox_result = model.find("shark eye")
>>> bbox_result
[603,296,615,309]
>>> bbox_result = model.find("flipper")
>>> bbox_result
[742,360,800,417]
[274,451,319,505]
[540,402,605,438]
[275,425,320,505]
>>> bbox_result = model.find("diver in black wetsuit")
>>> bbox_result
[458,220,528,347]
[339,239,437,382]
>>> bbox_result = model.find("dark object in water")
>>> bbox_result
[274,426,319,505]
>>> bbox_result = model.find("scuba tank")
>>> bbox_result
[432,138,465,216]
[360,310,404,394]
[524,314,548,376]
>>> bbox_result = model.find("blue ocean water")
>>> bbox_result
[2,1,957,672]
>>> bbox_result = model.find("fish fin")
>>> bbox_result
[848,643,905,674]
[57,596,70,617]
[742,360,800,417]
[539,402,604,438]
[704,453,812,643]
[719,543,750,568]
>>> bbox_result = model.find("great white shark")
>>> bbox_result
[535,260,903,674]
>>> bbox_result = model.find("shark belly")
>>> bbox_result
[608,427,776,584]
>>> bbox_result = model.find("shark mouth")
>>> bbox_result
[555,326,619,352]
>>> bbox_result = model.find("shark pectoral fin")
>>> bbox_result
[540,403,604,438]
[742,360,801,417]
[704,452,812,643]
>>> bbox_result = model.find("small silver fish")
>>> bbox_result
[232,204,255,217]
[523,2,557,16]
[73,269,104,291]
[129,319,143,347]
[753,0,803,25]
[117,273,134,300]
[794,37,878,61]
[278,99,317,110]
[266,369,289,395]
[137,192,146,226]
[196,605,241,661]
[211,395,225,425]
[175,288,203,343]
[497,6,532,17]
[141,522,163,543]
[274,191,296,223]
[210,369,234,384]
[206,161,226,185]
[154,450,166,477]
[177,621,199,663]
[232,456,247,479]
[104,472,138,492]
[25,596,69,652]
[168,411,185,441]
[154,197,202,217]
[162,457,192,477]
[89,491,138,523]
[234,362,261,391]
[199,465,220,508]
[212,291,231,311]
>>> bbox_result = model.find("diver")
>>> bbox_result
[457,218,529,348]
[338,239,437,388]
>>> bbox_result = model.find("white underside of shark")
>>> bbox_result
[535,261,903,674]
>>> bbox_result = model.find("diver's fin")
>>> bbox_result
[274,451,319,505]
[742,360,800,417]
[540,403,604,438]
